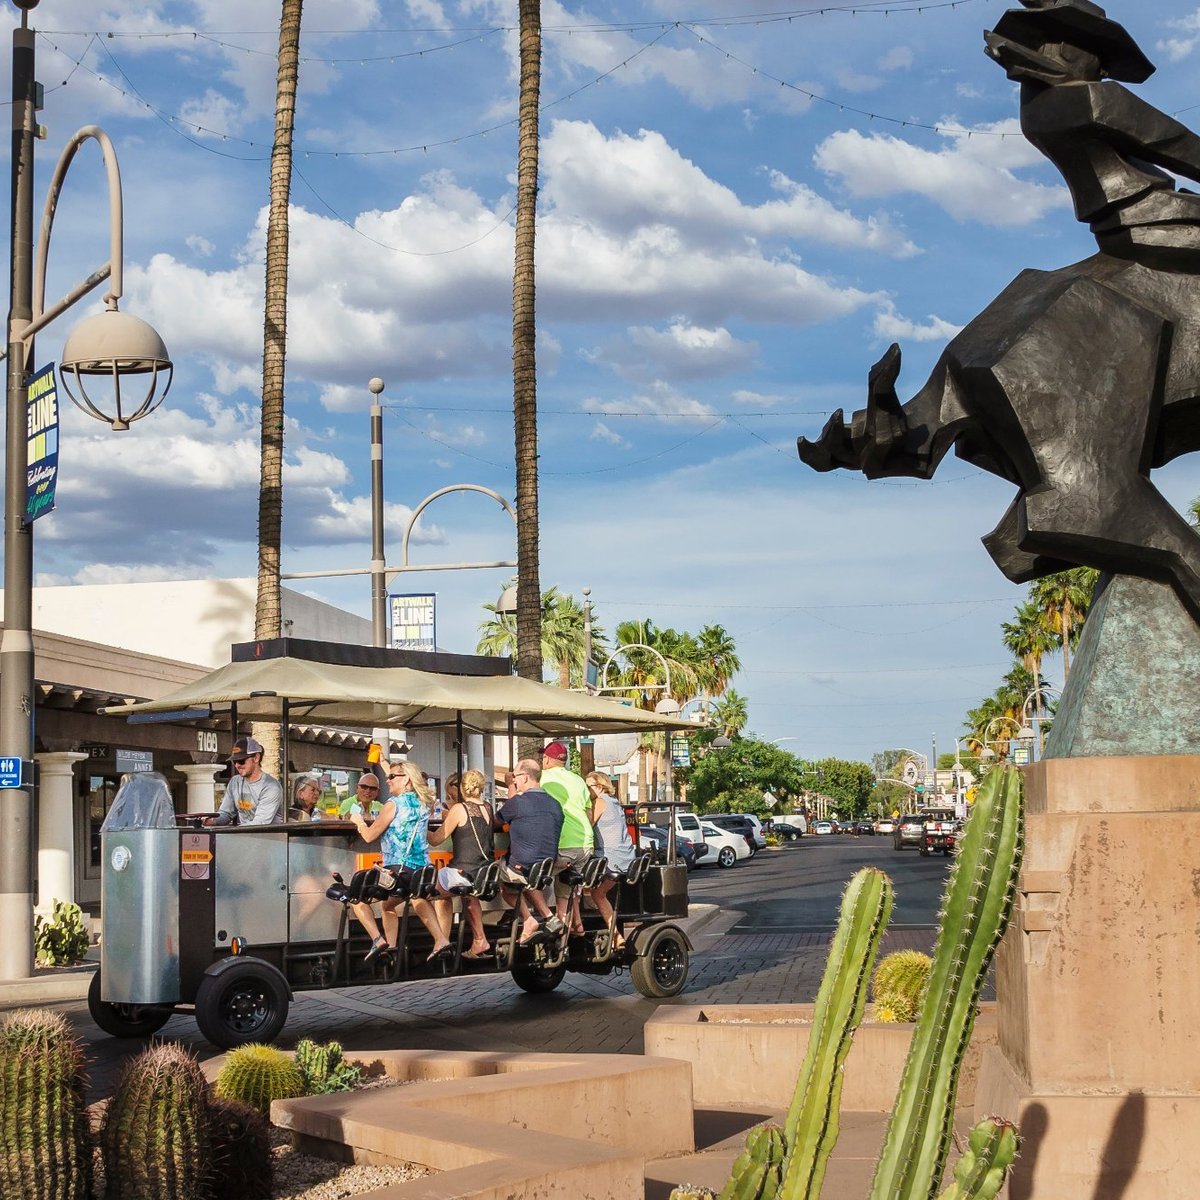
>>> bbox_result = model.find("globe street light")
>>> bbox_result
[3,1,173,980]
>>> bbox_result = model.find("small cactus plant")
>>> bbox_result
[215,1043,305,1116]
[295,1038,362,1095]
[101,1041,212,1200]
[207,1095,273,1200]
[33,900,91,966]
[936,1117,1020,1200]
[871,950,932,1022]
[0,1008,92,1200]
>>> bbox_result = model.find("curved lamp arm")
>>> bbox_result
[25,126,123,342]
[398,484,517,571]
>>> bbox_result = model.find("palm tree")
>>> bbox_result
[1031,568,1098,680]
[253,0,303,777]
[1001,599,1056,722]
[695,623,741,715]
[476,585,604,687]
[512,0,542,717]
[1190,494,1199,529]
[711,689,749,739]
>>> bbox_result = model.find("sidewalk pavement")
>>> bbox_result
[0,903,723,1012]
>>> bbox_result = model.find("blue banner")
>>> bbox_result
[25,362,59,524]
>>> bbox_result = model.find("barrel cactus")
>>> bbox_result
[207,1095,273,1200]
[294,1038,361,1095]
[215,1043,304,1116]
[871,950,932,1023]
[0,1008,92,1200]
[101,1041,212,1200]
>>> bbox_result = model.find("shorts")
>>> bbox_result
[554,847,591,899]
[437,866,474,893]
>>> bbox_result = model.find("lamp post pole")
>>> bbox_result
[0,8,39,979]
[368,377,386,647]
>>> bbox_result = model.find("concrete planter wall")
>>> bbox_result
[645,1002,997,1112]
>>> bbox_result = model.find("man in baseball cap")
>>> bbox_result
[540,741,594,933]
[213,735,283,825]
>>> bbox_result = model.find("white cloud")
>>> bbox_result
[186,234,215,257]
[873,300,963,343]
[586,320,758,383]
[732,389,786,408]
[1159,11,1200,61]
[590,421,629,447]
[591,381,718,422]
[814,122,1068,226]
[880,47,913,72]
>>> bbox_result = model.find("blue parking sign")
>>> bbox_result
[0,758,24,787]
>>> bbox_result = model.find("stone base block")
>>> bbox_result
[976,1045,1200,1200]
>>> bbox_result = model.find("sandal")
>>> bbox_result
[463,946,493,960]
[426,944,453,962]
[363,937,389,962]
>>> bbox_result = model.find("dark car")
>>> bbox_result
[703,813,766,856]
[853,820,875,836]
[637,824,697,871]
[893,815,926,850]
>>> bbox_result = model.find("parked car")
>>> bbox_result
[771,814,806,839]
[893,815,926,850]
[703,813,767,855]
[813,820,834,835]
[637,824,697,871]
[645,810,707,860]
[694,822,752,868]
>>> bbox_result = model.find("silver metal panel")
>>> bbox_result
[289,891,343,943]
[100,829,180,1005]
[288,833,364,894]
[213,831,289,946]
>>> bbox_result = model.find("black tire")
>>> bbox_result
[920,847,931,857]
[630,926,689,998]
[194,958,289,1049]
[717,846,736,868]
[87,970,172,1039]
[510,963,567,994]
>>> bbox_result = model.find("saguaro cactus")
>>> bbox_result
[0,1008,91,1200]
[101,1042,212,1200]
[868,764,1024,1200]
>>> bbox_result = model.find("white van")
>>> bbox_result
[772,813,807,840]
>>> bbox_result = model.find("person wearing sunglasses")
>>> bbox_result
[348,762,451,962]
[212,736,283,826]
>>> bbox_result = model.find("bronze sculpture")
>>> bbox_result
[798,0,1200,623]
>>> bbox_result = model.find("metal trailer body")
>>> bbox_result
[92,818,690,1048]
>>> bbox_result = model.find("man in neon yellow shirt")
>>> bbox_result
[540,741,594,933]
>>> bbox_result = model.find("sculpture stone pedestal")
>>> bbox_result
[975,752,1200,1198]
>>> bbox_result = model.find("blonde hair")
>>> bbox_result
[585,772,615,797]
[390,762,435,806]
[460,769,486,801]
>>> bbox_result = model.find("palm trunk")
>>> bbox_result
[513,0,542,753]
[253,0,303,780]
[1060,608,1072,680]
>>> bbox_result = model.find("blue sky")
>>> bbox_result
[6,0,1200,763]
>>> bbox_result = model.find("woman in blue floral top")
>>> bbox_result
[349,762,450,961]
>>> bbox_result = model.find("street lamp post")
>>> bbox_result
[977,715,1034,769]
[3,0,173,980]
[1019,685,1059,763]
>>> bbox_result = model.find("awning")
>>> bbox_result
[102,654,699,738]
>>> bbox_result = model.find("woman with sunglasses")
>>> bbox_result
[349,762,451,962]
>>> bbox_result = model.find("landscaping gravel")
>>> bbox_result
[271,1126,430,1200]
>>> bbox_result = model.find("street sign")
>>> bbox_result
[0,758,25,787]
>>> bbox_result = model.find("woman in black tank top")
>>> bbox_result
[428,769,495,958]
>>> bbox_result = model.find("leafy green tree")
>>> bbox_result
[1002,599,1057,723]
[476,584,605,686]
[687,737,806,815]
[803,757,876,818]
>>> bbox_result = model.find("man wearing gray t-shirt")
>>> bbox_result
[213,736,284,826]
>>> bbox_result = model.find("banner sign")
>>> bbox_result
[670,734,691,768]
[389,593,436,652]
[115,749,153,774]
[25,363,59,524]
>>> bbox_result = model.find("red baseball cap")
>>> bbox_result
[543,741,569,761]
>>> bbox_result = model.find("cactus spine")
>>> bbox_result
[101,1042,212,1200]
[215,1043,305,1116]
[868,764,1024,1200]
[935,1118,1020,1200]
[0,1008,92,1200]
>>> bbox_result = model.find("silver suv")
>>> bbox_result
[703,813,767,854]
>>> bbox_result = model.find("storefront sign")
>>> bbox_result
[670,734,691,768]
[389,593,436,652]
[115,749,153,774]
[25,363,59,524]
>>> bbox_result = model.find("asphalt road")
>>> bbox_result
[28,836,955,1098]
